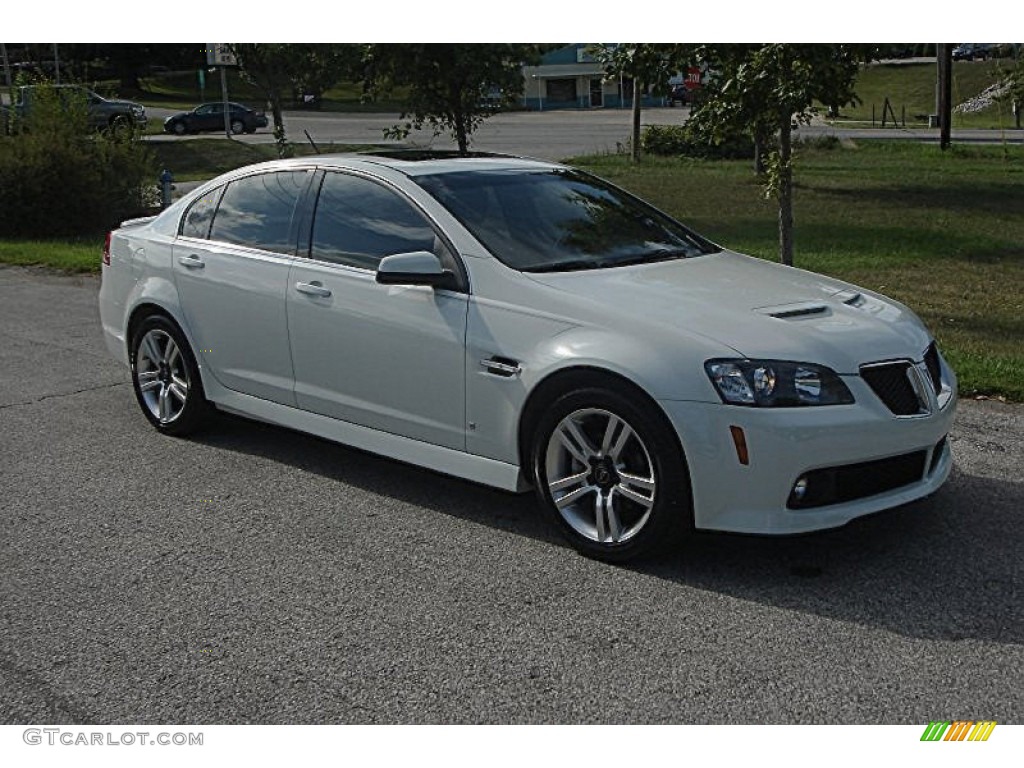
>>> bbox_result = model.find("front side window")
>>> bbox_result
[415,168,719,272]
[208,171,308,254]
[310,172,440,271]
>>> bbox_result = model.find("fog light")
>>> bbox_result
[791,476,809,502]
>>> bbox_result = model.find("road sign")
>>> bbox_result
[206,44,237,68]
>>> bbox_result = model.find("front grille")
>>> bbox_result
[788,450,928,509]
[923,343,942,393]
[861,361,921,415]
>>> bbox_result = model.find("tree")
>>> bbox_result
[690,44,874,266]
[229,44,297,156]
[365,44,536,153]
[591,44,692,162]
[998,51,1024,129]
[285,44,363,107]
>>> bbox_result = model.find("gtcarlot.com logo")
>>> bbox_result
[921,721,997,742]
[23,728,203,747]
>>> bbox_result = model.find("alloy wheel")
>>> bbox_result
[135,329,190,424]
[543,407,657,545]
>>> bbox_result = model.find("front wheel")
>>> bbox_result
[531,387,691,562]
[230,119,245,135]
[130,315,210,436]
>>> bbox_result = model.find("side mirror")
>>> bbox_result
[376,251,457,290]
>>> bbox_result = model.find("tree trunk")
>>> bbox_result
[777,112,794,267]
[631,78,642,162]
[269,90,287,157]
[455,110,469,154]
[753,127,767,175]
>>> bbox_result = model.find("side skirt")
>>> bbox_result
[207,383,529,493]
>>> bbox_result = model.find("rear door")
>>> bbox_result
[173,169,314,406]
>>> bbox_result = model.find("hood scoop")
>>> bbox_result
[756,302,832,321]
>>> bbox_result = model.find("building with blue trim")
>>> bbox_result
[521,44,670,110]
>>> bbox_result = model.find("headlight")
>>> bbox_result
[705,359,854,407]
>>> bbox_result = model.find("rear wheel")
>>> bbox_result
[130,315,210,436]
[531,386,691,562]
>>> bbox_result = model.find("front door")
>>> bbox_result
[287,171,468,450]
[590,79,604,107]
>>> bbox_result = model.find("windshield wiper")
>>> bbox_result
[521,258,610,273]
[607,248,692,267]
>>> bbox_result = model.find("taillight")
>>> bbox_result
[103,231,112,266]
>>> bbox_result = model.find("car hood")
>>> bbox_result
[523,250,932,374]
[106,99,144,110]
[164,111,189,121]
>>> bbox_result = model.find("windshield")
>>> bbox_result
[414,168,719,272]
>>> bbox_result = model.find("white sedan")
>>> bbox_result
[99,152,956,561]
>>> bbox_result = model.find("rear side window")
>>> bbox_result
[180,186,223,239]
[310,172,438,271]
[209,171,308,254]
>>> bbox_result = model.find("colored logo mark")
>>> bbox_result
[921,721,997,742]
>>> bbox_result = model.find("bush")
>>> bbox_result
[641,123,754,160]
[0,84,155,238]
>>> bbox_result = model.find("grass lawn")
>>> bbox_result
[0,239,101,272]
[834,60,1021,130]
[572,141,1024,400]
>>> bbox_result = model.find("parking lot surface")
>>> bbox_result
[0,266,1021,723]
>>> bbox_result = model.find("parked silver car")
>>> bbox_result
[99,152,956,561]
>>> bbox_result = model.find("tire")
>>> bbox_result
[172,121,186,136]
[531,386,692,562]
[130,315,210,436]
[108,114,132,138]
[230,119,245,135]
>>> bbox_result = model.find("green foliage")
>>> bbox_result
[231,44,362,156]
[590,44,695,161]
[642,123,753,159]
[0,84,155,237]
[689,44,876,264]
[365,44,537,153]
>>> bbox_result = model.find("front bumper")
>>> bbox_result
[660,372,957,535]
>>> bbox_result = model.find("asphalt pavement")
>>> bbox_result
[0,265,1022,724]
[144,106,1024,163]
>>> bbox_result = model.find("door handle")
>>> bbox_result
[178,254,205,269]
[295,281,332,298]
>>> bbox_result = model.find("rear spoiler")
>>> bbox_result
[119,215,157,229]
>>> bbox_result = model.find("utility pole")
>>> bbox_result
[53,43,60,85]
[937,43,952,150]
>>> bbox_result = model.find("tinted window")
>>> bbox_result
[415,168,719,272]
[209,171,308,254]
[310,172,438,270]
[180,186,223,239]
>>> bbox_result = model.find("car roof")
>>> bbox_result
[182,152,564,201]
[329,150,559,177]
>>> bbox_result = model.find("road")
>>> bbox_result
[0,265,1022,724]
[144,106,1024,162]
